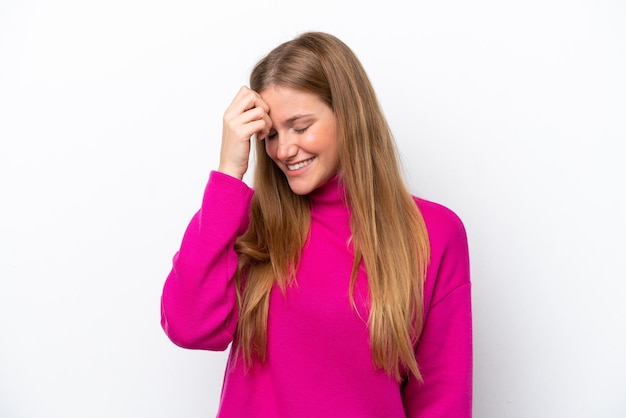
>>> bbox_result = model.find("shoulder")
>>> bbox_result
[413,197,468,248]
[413,197,471,307]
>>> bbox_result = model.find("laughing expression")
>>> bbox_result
[262,85,340,195]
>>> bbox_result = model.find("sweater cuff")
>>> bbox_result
[208,170,252,191]
[204,171,255,234]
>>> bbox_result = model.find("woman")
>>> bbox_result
[161,31,472,417]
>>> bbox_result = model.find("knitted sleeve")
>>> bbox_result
[160,171,254,351]
[402,199,473,417]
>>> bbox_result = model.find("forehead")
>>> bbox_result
[260,86,329,122]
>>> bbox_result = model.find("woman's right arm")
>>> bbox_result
[161,87,272,351]
[160,171,254,351]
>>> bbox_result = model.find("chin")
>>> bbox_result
[286,178,316,196]
[287,185,313,196]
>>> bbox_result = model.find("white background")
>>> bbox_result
[1,1,625,417]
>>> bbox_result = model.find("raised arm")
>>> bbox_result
[160,171,254,350]
[161,86,272,350]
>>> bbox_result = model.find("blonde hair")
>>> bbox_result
[234,32,430,382]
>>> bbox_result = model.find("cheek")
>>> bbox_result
[322,128,339,160]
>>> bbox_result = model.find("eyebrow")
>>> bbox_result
[283,114,315,125]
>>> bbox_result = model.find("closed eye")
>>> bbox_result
[294,126,308,134]
[266,125,308,140]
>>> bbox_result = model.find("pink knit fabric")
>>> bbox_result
[161,171,472,417]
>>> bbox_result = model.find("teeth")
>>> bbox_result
[287,158,315,171]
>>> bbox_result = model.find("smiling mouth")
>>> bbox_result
[287,157,315,171]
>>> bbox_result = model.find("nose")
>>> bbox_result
[275,133,299,161]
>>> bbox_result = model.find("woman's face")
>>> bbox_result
[261,85,339,196]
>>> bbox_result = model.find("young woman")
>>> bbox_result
[161,32,472,417]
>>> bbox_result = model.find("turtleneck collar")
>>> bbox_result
[307,174,351,218]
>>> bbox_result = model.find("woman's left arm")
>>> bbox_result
[402,200,473,417]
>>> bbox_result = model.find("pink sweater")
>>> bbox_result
[161,171,472,417]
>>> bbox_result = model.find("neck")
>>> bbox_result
[308,174,350,218]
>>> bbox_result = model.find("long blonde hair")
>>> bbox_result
[234,32,430,382]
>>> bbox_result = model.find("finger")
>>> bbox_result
[226,87,269,118]
[243,119,270,141]
[232,106,272,139]
[224,109,269,141]
[256,113,272,140]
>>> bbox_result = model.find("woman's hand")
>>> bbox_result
[218,86,272,180]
